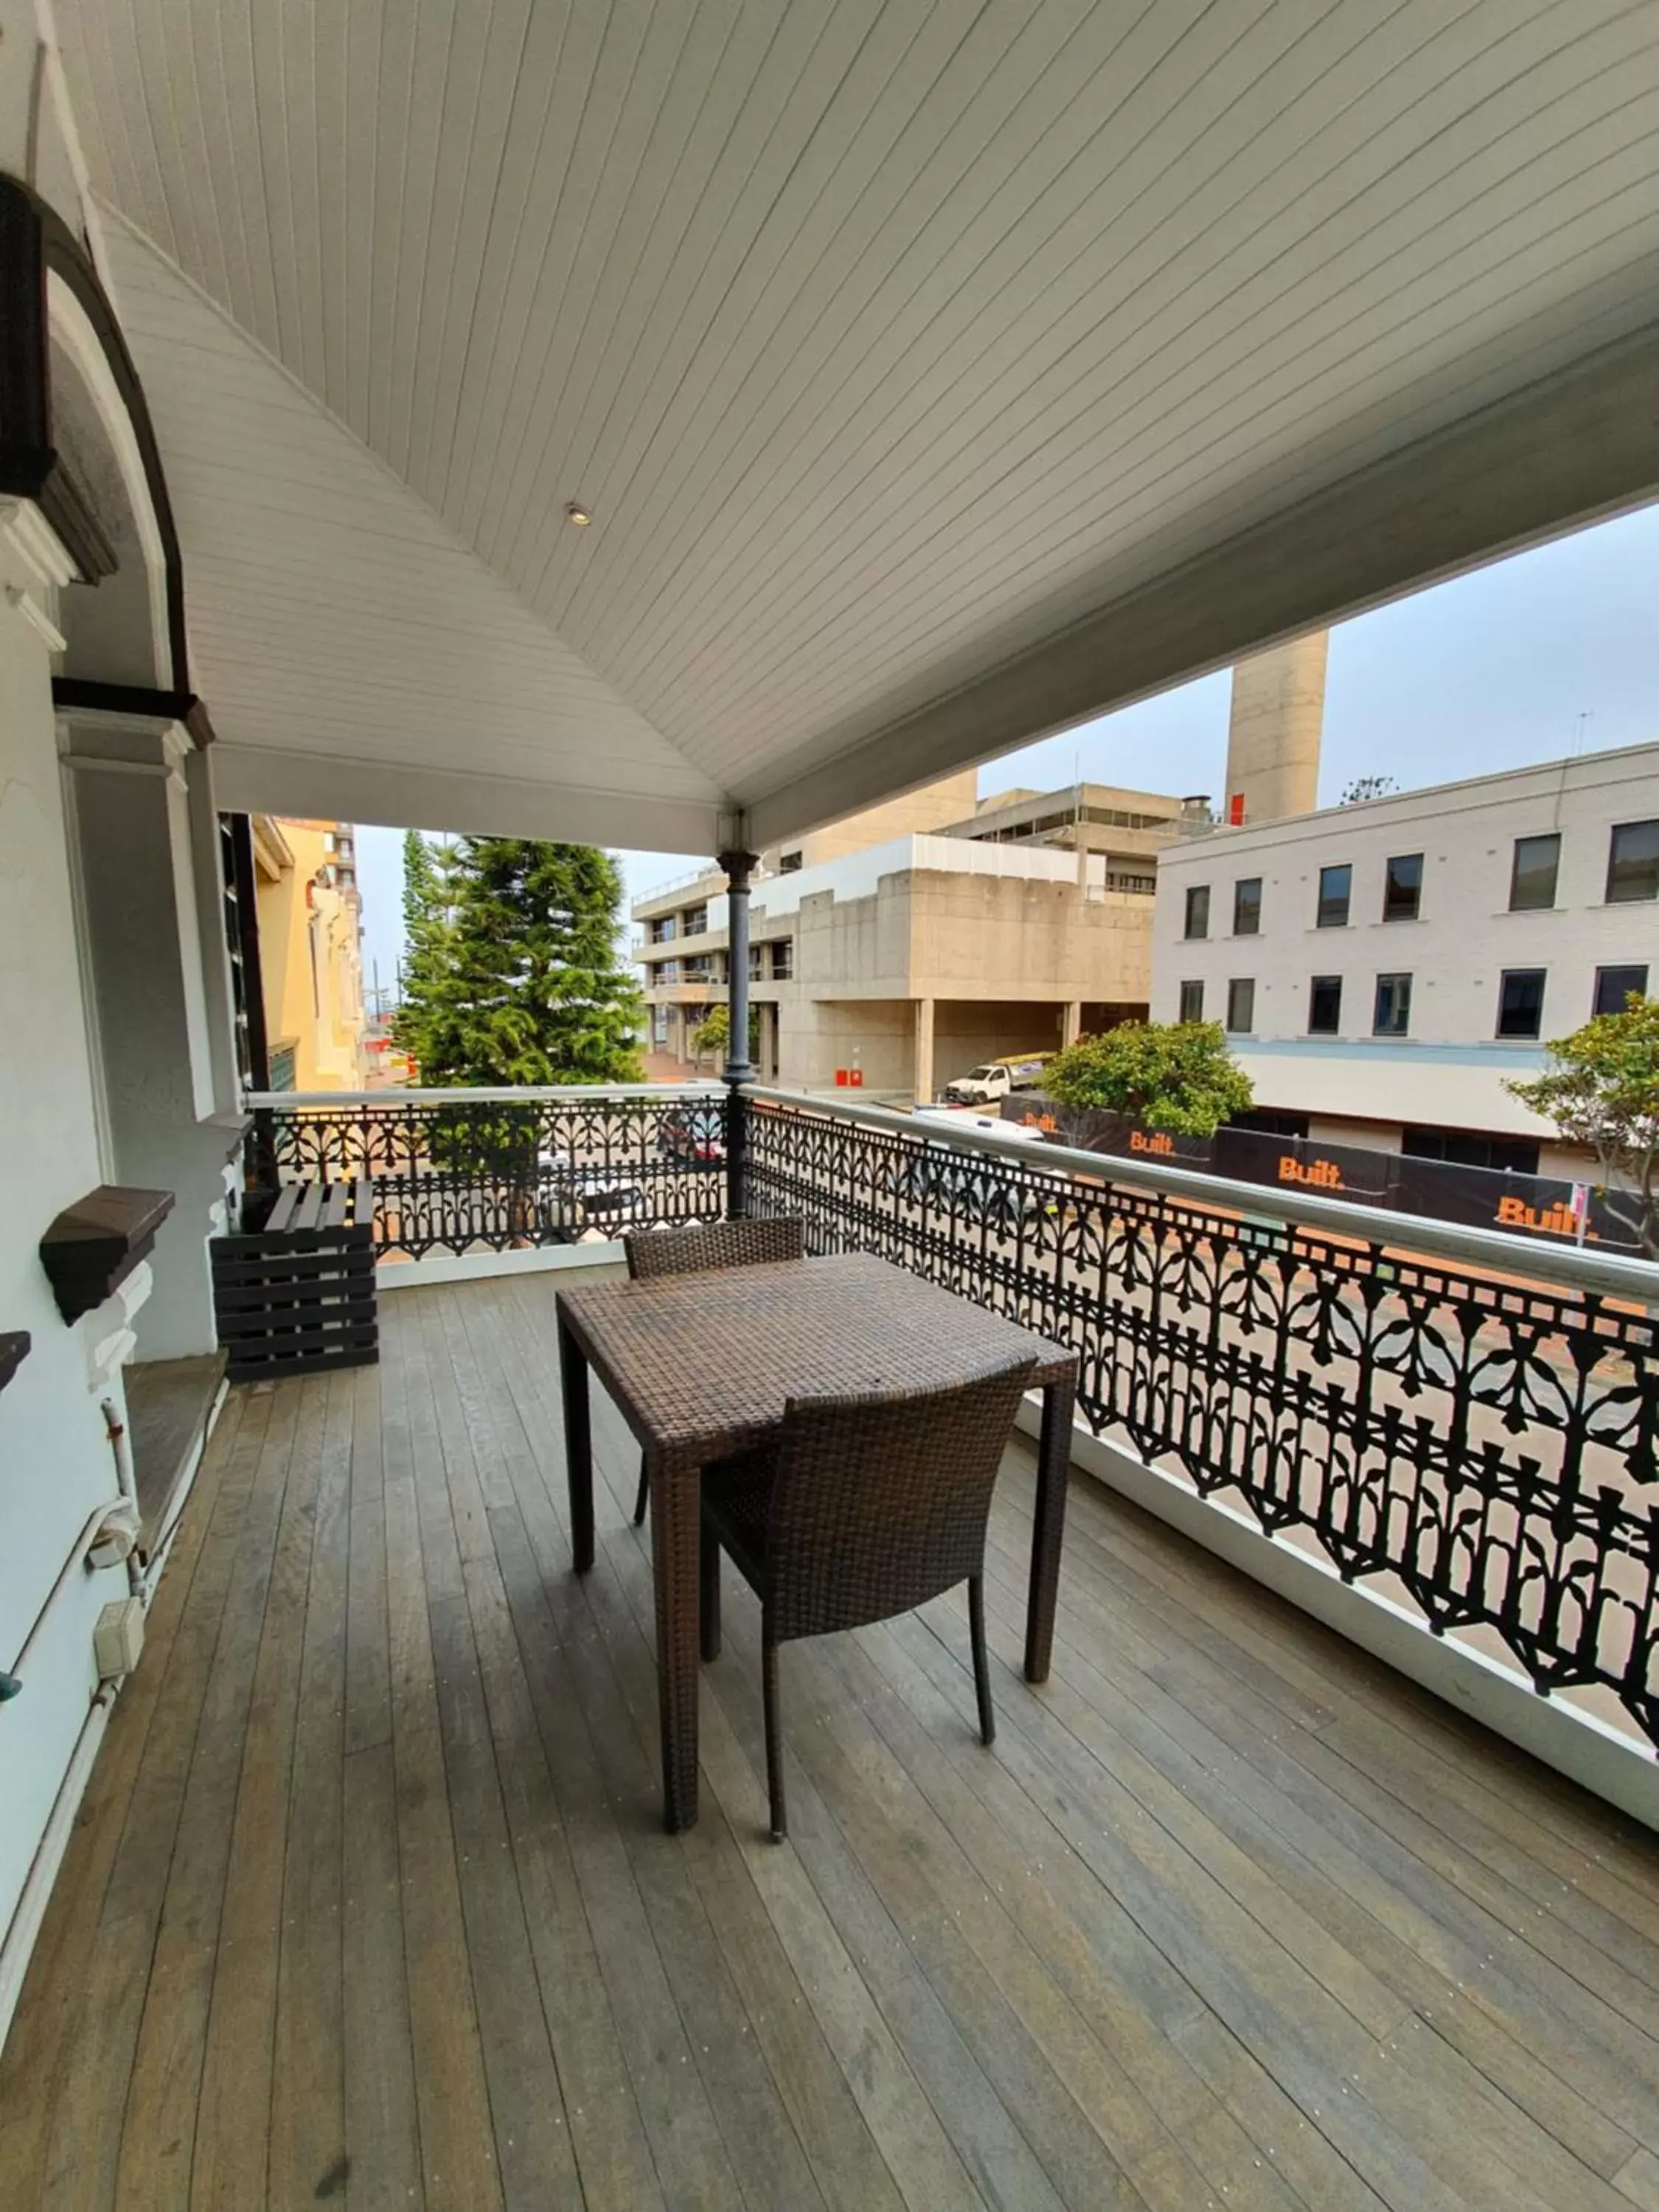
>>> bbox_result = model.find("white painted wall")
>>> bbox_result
[0,565,133,1986]
[63,719,234,1360]
[1154,745,1659,1136]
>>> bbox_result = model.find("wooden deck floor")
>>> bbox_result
[4,1269,1658,2212]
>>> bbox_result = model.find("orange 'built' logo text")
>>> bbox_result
[1496,1194,1596,1239]
[1130,1130,1175,1156]
[1278,1155,1343,1189]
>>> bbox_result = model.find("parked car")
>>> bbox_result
[942,1052,1054,1106]
[898,1142,1060,1234]
[537,1148,650,1239]
[658,1104,726,1167]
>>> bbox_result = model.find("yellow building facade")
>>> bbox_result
[252,818,367,1091]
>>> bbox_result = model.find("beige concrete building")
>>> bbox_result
[252,818,368,1092]
[636,779,1186,1102]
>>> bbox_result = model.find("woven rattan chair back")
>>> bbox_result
[622,1215,807,1526]
[764,1352,1036,1644]
[624,1216,804,1281]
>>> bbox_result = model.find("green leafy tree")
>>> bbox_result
[1044,1019,1253,1137]
[1507,995,1659,1256]
[397,837,644,1088]
[689,1000,759,1070]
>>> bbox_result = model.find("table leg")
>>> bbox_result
[558,1313,594,1573]
[1026,1374,1075,1683]
[650,1454,702,1832]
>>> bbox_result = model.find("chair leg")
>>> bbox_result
[700,1526,722,1662]
[633,1455,649,1526]
[969,1576,995,1747]
[762,1636,787,1841]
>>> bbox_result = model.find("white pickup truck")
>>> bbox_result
[941,1054,1053,1107]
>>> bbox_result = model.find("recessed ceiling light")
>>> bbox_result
[566,502,593,526]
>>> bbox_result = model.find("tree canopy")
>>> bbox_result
[1507,993,1659,1257]
[1043,1019,1253,1136]
[394,835,643,1087]
[689,1000,759,1068]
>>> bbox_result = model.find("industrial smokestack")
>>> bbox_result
[1222,632,1328,827]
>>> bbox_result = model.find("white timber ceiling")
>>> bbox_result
[58,1,1659,852]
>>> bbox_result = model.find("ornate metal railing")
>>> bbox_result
[243,1080,1659,1750]
[744,1088,1659,1750]
[243,1087,728,1262]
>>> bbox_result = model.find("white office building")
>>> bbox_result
[1152,744,1659,1175]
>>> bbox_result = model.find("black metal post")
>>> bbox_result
[719,846,757,1219]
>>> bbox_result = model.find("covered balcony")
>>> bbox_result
[4,1234,1658,2212]
[4,9,1659,2207]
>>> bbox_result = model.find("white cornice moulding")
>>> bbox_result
[5,582,67,653]
[0,497,78,592]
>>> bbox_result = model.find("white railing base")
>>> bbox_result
[376,1241,628,1290]
[1020,1401,1658,1834]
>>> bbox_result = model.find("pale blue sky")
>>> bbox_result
[355,499,1659,993]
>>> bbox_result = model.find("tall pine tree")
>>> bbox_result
[397,836,643,1087]
[392,831,463,1079]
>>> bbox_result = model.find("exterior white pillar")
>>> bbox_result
[59,712,242,1360]
[1062,1001,1083,1048]
[914,997,936,1106]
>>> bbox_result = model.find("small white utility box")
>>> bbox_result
[94,1598,145,1682]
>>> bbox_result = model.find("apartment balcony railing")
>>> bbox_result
[245,1084,729,1260]
[243,1082,1659,1767]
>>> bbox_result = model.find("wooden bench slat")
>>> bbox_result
[265,1183,302,1236]
[294,1183,325,1234]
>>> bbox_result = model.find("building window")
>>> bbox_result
[683,903,708,935]
[779,849,804,874]
[1316,863,1351,928]
[1373,973,1411,1036]
[268,1042,296,1091]
[748,945,765,981]
[1225,978,1255,1033]
[1593,964,1649,1016]
[1496,968,1545,1040]
[1178,979,1203,1022]
[1509,832,1559,911]
[771,939,793,980]
[1232,877,1262,935]
[1231,1107,1310,1139]
[1403,1126,1540,1176]
[1183,884,1210,939]
[1607,819,1659,902]
[1307,975,1341,1034]
[1383,852,1422,922]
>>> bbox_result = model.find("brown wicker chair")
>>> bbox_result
[699,1350,1036,1840]
[622,1217,806,1523]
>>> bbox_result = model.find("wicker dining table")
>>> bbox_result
[556,1250,1078,1832]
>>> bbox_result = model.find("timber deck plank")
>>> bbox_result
[2,1271,1655,2211]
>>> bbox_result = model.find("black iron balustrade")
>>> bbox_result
[244,1079,1659,1751]
[245,1088,727,1262]
[742,1091,1659,1751]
